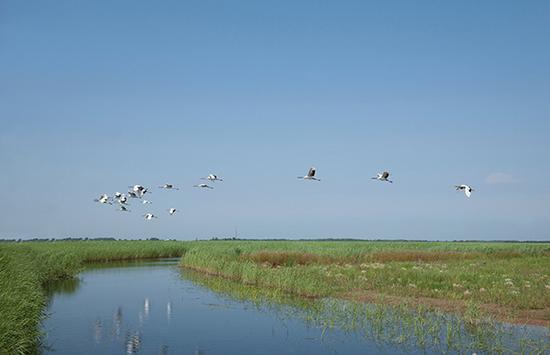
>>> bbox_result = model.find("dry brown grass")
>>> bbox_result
[243,250,524,267]
[243,251,333,266]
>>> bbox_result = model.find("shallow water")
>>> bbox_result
[41,259,548,354]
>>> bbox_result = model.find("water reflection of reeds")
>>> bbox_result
[44,277,82,298]
[181,269,550,354]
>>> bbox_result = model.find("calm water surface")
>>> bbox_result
[42,259,548,355]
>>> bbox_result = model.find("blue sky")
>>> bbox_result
[1,1,549,240]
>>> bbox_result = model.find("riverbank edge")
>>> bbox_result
[0,242,188,355]
[180,263,550,327]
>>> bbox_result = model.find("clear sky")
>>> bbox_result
[1,1,549,240]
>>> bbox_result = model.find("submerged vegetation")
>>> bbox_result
[183,269,550,354]
[0,239,549,354]
[0,241,187,355]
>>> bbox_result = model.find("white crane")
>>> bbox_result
[372,171,393,183]
[129,184,150,198]
[94,194,112,204]
[201,174,223,182]
[131,184,144,193]
[143,213,157,220]
[297,167,321,181]
[115,194,129,205]
[455,184,474,198]
[158,184,179,190]
[168,208,177,215]
[193,184,213,189]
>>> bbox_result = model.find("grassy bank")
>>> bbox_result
[0,241,188,355]
[180,240,550,325]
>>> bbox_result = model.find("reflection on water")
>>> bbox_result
[44,277,81,298]
[182,270,550,354]
[166,302,171,321]
[143,298,149,317]
[125,331,141,354]
[113,306,122,337]
[93,319,101,344]
[42,259,549,355]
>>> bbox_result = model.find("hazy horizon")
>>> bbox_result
[1,1,549,241]
[3,237,550,242]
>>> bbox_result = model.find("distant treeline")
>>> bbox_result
[0,237,548,243]
[0,237,177,242]
[208,237,550,243]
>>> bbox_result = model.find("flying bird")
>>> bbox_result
[297,167,320,181]
[168,208,177,215]
[140,187,150,197]
[131,184,144,192]
[142,200,153,205]
[455,184,474,198]
[193,184,214,189]
[372,171,393,183]
[201,174,223,182]
[116,194,129,205]
[143,213,157,220]
[94,194,112,204]
[158,184,179,190]
[118,205,130,212]
[129,185,150,198]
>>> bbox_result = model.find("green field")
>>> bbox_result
[1,240,549,354]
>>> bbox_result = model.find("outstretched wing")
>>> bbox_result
[464,187,472,198]
[308,167,316,177]
[382,171,390,179]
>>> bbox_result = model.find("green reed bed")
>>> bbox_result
[0,241,188,355]
[180,241,550,321]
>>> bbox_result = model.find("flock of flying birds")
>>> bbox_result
[297,167,473,196]
[93,174,224,220]
[94,168,474,220]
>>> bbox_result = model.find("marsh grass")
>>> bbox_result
[182,269,550,354]
[243,249,526,267]
[180,241,550,323]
